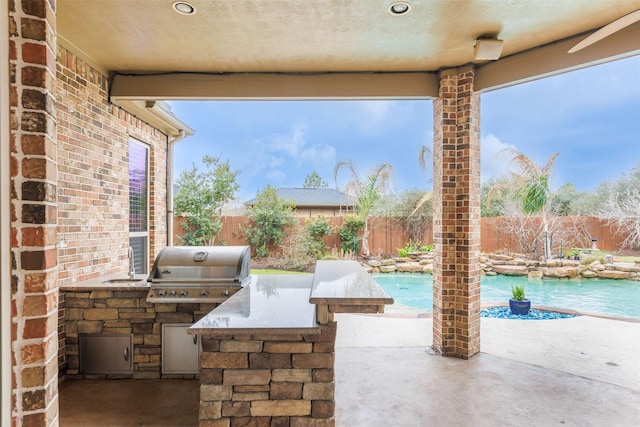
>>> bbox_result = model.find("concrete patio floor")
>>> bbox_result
[335,313,640,426]
[59,314,640,426]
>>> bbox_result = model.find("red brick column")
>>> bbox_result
[9,0,59,425]
[432,66,481,359]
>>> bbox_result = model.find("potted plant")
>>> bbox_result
[509,284,531,315]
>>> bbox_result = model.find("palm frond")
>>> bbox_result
[418,145,432,171]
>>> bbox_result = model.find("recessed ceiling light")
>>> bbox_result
[172,1,196,15]
[389,2,411,15]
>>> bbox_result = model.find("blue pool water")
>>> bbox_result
[373,273,640,319]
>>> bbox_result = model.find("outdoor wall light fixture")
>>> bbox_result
[389,2,411,15]
[474,38,504,60]
[172,1,196,15]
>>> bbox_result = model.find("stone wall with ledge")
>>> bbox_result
[362,252,640,281]
[189,260,392,426]
[197,323,336,425]
[60,283,223,379]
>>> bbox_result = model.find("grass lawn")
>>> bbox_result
[616,256,640,263]
[251,269,307,275]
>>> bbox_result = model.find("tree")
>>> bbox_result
[303,171,329,188]
[174,155,239,246]
[244,185,296,257]
[375,189,433,244]
[489,149,558,260]
[305,216,332,258]
[548,183,601,216]
[597,163,640,250]
[338,215,365,254]
[334,161,393,256]
[482,176,511,217]
[548,183,581,216]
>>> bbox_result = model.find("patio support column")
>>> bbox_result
[432,66,481,359]
[9,1,59,426]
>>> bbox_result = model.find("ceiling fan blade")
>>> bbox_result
[568,9,640,53]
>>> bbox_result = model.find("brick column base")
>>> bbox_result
[198,322,337,426]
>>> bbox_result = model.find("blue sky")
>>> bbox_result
[170,55,640,202]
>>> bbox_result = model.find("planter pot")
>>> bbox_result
[509,298,531,316]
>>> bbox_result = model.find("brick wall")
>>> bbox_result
[56,45,168,286]
[55,46,170,379]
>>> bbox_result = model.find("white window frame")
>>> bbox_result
[129,138,150,274]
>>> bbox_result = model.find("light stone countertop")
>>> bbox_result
[188,274,321,336]
[309,260,394,306]
[59,274,149,291]
[189,260,394,336]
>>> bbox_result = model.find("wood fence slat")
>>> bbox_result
[174,216,625,254]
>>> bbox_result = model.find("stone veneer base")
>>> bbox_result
[61,288,218,379]
[197,322,337,426]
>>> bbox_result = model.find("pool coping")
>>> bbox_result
[377,302,640,323]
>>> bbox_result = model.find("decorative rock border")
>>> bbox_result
[362,252,640,281]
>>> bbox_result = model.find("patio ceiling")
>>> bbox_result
[57,0,640,100]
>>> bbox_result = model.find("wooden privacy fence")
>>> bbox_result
[481,216,625,255]
[174,216,624,255]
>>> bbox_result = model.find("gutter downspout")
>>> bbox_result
[167,130,187,246]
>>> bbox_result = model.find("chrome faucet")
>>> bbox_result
[128,247,136,279]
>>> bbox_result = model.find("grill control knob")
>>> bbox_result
[222,289,230,297]
[158,290,166,297]
[169,290,177,296]
[200,290,209,297]
[180,290,188,297]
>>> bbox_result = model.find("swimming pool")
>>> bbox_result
[373,273,640,319]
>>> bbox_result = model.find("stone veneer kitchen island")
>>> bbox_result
[188,260,393,426]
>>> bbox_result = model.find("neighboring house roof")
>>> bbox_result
[244,188,356,208]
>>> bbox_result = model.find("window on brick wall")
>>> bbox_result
[129,139,149,274]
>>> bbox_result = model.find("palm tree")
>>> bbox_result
[334,161,393,257]
[410,144,433,217]
[500,148,559,260]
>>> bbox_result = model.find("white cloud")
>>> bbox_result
[354,100,398,130]
[481,134,517,183]
[266,170,286,182]
[247,124,336,181]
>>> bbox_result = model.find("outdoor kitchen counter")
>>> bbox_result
[188,273,322,336]
[188,260,393,335]
[310,259,393,306]
[187,260,393,425]
[59,274,149,290]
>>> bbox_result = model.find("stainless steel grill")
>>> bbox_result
[146,246,251,303]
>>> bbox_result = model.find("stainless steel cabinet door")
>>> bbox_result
[162,323,200,374]
[79,334,133,374]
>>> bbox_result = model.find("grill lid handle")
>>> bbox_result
[194,251,208,262]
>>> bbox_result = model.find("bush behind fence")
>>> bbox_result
[174,216,626,256]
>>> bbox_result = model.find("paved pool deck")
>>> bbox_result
[59,313,640,426]
[335,313,640,426]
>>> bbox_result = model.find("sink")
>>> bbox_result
[101,278,145,285]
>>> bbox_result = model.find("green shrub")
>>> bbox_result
[581,255,606,266]
[339,216,364,254]
[273,223,315,272]
[564,248,581,258]
[397,239,429,257]
[244,185,295,257]
[305,216,332,258]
